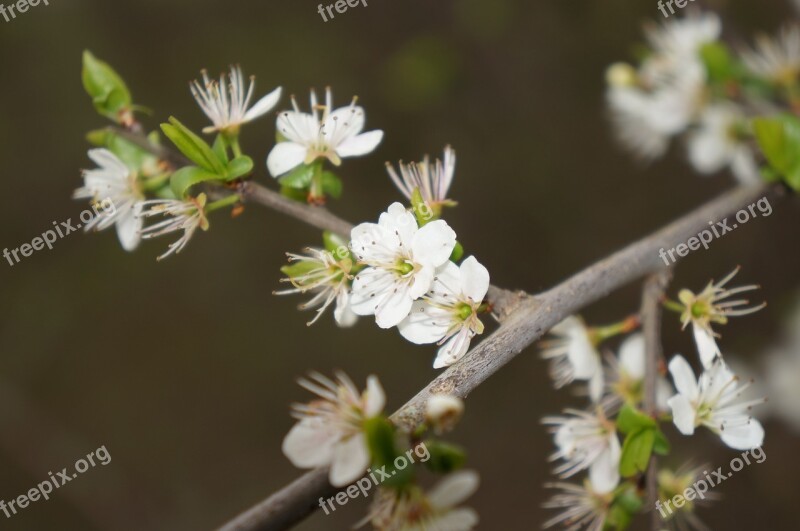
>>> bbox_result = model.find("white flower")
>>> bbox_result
[666,355,765,450]
[425,394,465,434]
[349,202,457,329]
[282,372,385,487]
[267,87,384,176]
[644,10,721,61]
[677,267,766,368]
[741,26,800,84]
[605,333,673,412]
[366,470,479,531]
[398,256,489,368]
[138,194,209,261]
[274,248,357,327]
[541,316,604,402]
[765,346,800,432]
[190,66,281,134]
[543,480,612,531]
[73,149,144,251]
[688,104,761,184]
[543,409,621,494]
[386,146,456,206]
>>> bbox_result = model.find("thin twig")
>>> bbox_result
[641,270,672,530]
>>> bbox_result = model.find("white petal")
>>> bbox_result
[88,148,129,176]
[335,130,384,158]
[323,105,365,144]
[433,328,472,369]
[115,206,142,251]
[668,394,697,435]
[428,470,480,509]
[411,220,457,267]
[267,142,308,177]
[334,291,358,328]
[374,285,414,329]
[693,325,721,369]
[588,369,605,403]
[720,419,765,450]
[589,436,621,494]
[281,419,338,468]
[329,433,370,487]
[408,264,435,301]
[398,301,451,345]
[350,267,394,316]
[378,202,418,249]
[243,86,282,122]
[427,508,479,531]
[668,355,699,400]
[459,256,490,303]
[276,111,319,144]
[619,334,646,380]
[363,375,385,417]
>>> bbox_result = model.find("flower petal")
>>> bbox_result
[427,470,480,509]
[668,355,699,400]
[281,419,338,468]
[668,394,697,436]
[459,256,490,303]
[267,142,308,177]
[243,86,282,122]
[363,375,385,417]
[398,301,451,345]
[336,130,384,158]
[329,433,370,487]
[619,334,646,380]
[589,436,621,494]
[720,419,765,450]
[434,328,472,369]
[693,324,721,369]
[115,205,142,251]
[411,220,457,267]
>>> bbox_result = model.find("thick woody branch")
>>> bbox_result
[218,183,782,531]
[640,271,672,530]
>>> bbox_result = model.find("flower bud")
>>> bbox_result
[425,394,464,433]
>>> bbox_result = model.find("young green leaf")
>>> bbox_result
[161,117,226,175]
[323,231,351,260]
[82,51,133,123]
[279,164,315,189]
[422,440,467,474]
[619,428,655,478]
[321,171,343,199]
[616,404,656,435]
[226,156,254,181]
[363,416,397,467]
[170,166,222,198]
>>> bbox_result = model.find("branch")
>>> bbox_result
[640,271,672,530]
[217,182,783,531]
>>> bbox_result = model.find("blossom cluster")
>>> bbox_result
[606,10,800,190]
[539,268,766,529]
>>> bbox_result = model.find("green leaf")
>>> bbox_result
[279,164,315,189]
[653,429,671,456]
[280,186,308,202]
[423,440,467,474]
[616,405,656,435]
[449,241,464,263]
[363,416,397,467]
[281,260,322,280]
[161,117,226,175]
[82,51,132,123]
[323,231,351,260]
[605,503,633,530]
[321,171,343,199]
[753,114,800,190]
[170,166,222,198]
[227,156,254,181]
[410,187,433,226]
[212,136,229,165]
[700,42,735,83]
[619,428,655,478]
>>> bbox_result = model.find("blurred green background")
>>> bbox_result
[1,0,799,529]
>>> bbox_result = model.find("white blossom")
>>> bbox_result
[741,26,800,84]
[543,479,612,531]
[605,333,673,412]
[688,104,761,184]
[267,87,384,176]
[366,470,479,531]
[386,146,456,206]
[274,248,357,327]
[349,202,457,329]
[541,316,604,402]
[667,355,765,450]
[73,149,143,251]
[398,256,489,368]
[191,66,281,134]
[282,372,385,487]
[543,409,621,494]
[677,268,766,369]
[138,194,209,261]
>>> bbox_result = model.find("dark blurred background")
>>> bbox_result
[1,0,799,529]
